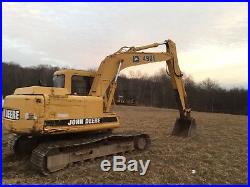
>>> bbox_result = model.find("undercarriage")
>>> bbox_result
[8,131,151,175]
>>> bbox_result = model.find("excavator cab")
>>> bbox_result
[53,69,95,96]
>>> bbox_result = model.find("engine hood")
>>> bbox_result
[14,86,69,96]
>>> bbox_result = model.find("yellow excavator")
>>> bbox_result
[2,39,196,175]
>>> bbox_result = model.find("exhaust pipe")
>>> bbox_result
[172,117,197,137]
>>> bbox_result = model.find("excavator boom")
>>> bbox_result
[90,40,197,136]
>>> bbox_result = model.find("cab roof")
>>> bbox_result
[54,69,96,77]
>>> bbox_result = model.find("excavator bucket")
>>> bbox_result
[171,117,197,137]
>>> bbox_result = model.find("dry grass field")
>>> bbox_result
[2,105,248,184]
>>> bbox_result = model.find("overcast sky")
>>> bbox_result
[2,2,248,88]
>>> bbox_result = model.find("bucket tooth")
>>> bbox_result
[171,117,197,137]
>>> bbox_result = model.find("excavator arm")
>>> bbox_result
[90,39,196,137]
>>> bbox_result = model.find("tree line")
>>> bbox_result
[2,62,248,115]
[116,70,247,115]
[2,62,58,97]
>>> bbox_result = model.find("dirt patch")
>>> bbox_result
[2,106,248,184]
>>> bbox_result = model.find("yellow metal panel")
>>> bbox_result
[54,69,95,77]
[2,95,44,134]
[83,96,103,117]
[14,86,69,96]
[45,96,103,120]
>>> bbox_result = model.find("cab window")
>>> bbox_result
[71,76,93,96]
[53,75,65,88]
